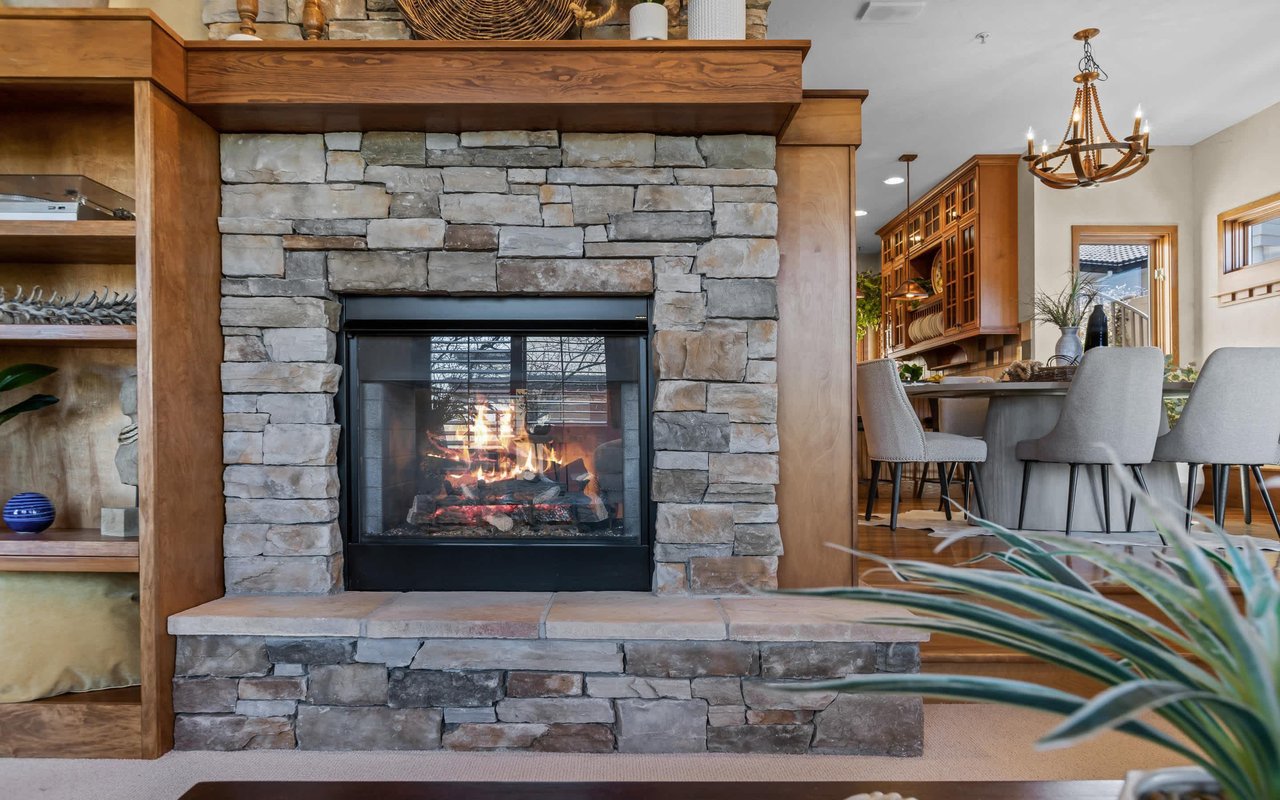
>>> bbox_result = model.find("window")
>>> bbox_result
[1218,191,1280,305]
[1071,226,1178,361]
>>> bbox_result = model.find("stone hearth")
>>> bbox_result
[169,593,926,754]
[219,130,782,595]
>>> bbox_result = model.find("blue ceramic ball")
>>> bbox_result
[3,492,56,534]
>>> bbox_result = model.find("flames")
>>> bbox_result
[448,400,562,483]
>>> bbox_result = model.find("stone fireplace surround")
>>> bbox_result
[220,129,783,597]
[184,128,924,755]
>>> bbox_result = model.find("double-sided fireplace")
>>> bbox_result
[339,297,652,592]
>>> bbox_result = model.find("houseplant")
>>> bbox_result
[1033,272,1098,364]
[855,271,883,340]
[792,470,1278,800]
[1,363,60,533]
[629,0,669,40]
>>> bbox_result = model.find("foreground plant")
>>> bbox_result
[791,473,1279,799]
[0,363,58,425]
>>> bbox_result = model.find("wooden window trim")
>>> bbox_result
[1071,225,1178,364]
[1218,190,1280,305]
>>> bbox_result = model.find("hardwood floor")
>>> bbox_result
[854,479,1278,697]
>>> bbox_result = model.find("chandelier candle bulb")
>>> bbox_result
[1026,127,1035,157]
[1071,107,1082,141]
[1132,105,1143,137]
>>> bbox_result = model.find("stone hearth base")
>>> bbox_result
[168,593,926,755]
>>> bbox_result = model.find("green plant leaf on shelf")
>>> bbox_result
[0,393,58,426]
[0,362,56,394]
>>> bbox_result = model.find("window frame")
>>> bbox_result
[1070,225,1179,363]
[1218,190,1280,305]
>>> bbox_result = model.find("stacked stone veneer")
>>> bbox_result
[219,130,782,595]
[202,0,770,41]
[173,635,922,754]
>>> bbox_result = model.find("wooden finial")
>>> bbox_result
[303,0,325,41]
[236,0,259,37]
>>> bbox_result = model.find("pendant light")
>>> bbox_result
[890,154,929,302]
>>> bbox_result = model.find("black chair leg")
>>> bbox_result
[864,460,881,521]
[967,462,989,520]
[938,462,953,521]
[1214,464,1229,528]
[937,463,958,512]
[1099,464,1111,535]
[1185,463,1200,531]
[889,463,904,532]
[1018,461,1033,530]
[914,462,929,499]
[1131,465,1162,545]
[1250,465,1280,537]
[961,468,971,518]
[1240,465,1252,525]
[1065,463,1080,537]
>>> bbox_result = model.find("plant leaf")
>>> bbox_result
[0,363,56,394]
[0,394,58,425]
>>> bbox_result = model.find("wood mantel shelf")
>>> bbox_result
[0,10,808,136]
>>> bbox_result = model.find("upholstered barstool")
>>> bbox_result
[858,359,988,531]
[1016,347,1164,536]
[1151,347,1280,534]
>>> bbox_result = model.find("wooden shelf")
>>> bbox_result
[0,324,137,347]
[0,685,142,758]
[0,527,140,573]
[887,325,1020,361]
[0,220,136,264]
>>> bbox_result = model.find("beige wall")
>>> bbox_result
[1030,146,1196,362]
[110,0,205,40]
[1191,101,1280,358]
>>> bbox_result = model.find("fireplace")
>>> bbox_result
[339,297,653,591]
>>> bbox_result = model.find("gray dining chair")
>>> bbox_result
[858,359,988,531]
[1151,347,1280,534]
[1015,347,1164,536]
[914,376,992,505]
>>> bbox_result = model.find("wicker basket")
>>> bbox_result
[1031,357,1078,382]
[397,0,581,40]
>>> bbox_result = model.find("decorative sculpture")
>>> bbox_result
[101,372,139,538]
[302,0,325,40]
[0,286,137,326]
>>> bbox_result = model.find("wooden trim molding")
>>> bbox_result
[1216,190,1280,306]
[1070,224,1179,364]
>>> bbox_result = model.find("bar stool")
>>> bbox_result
[858,359,988,531]
[1151,347,1280,534]
[1015,347,1164,536]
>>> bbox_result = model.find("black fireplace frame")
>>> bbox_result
[337,296,654,592]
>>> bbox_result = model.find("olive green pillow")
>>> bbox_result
[0,572,141,703]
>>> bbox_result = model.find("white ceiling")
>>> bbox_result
[769,0,1280,256]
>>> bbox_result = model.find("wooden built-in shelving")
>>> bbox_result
[0,324,137,347]
[0,220,136,264]
[0,528,140,573]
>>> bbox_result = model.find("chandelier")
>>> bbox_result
[1023,28,1151,189]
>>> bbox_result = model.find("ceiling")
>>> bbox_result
[769,0,1280,257]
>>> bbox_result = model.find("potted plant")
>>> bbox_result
[629,0,669,40]
[1033,272,1098,364]
[855,271,883,340]
[1,364,60,534]
[791,472,1277,799]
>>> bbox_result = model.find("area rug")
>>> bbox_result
[865,510,1280,551]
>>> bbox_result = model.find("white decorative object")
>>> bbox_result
[629,1,669,40]
[688,0,746,39]
[1054,325,1083,363]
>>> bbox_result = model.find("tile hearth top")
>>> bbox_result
[168,592,927,643]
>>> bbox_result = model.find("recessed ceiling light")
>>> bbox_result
[884,176,905,185]
[855,209,869,217]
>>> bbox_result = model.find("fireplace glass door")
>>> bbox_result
[340,297,652,591]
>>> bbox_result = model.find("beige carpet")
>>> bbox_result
[0,705,1190,800]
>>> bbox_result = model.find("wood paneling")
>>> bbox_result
[183,41,806,134]
[776,97,860,588]
[0,688,142,759]
[779,91,866,147]
[134,83,225,759]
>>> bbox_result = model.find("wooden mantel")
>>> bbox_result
[0,9,808,135]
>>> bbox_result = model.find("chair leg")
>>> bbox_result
[1213,464,1229,528]
[1065,463,1080,537]
[1185,463,1199,531]
[1099,464,1111,535]
[1249,465,1280,537]
[890,463,904,532]
[1018,461,1033,531]
[914,462,929,499]
[864,460,881,521]
[938,462,953,521]
[1240,465,1252,525]
[937,463,958,512]
[1128,465,1161,545]
[961,467,971,518]
[967,463,989,520]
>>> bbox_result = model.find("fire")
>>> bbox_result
[447,399,565,482]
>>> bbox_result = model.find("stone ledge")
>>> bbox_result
[170,591,928,643]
